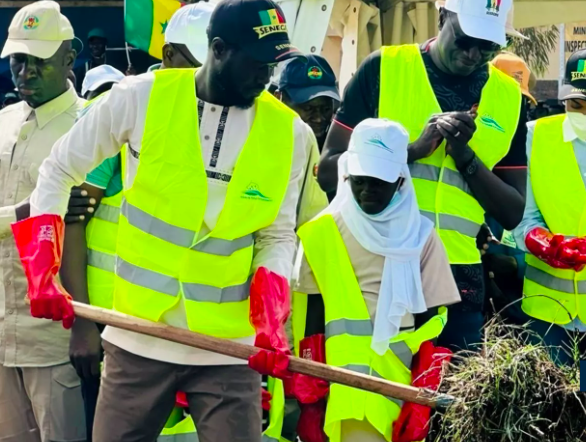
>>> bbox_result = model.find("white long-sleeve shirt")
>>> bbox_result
[31,72,314,365]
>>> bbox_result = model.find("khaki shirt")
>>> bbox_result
[0,87,85,367]
[296,211,461,331]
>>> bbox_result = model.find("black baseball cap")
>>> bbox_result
[278,54,340,104]
[560,50,586,101]
[207,0,304,64]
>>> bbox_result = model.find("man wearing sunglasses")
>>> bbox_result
[317,0,526,353]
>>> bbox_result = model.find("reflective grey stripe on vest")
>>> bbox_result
[116,258,180,297]
[410,163,439,182]
[389,341,413,368]
[442,168,473,196]
[326,320,413,367]
[191,234,254,256]
[420,211,481,238]
[183,276,251,303]
[325,319,373,339]
[410,164,473,196]
[341,364,403,408]
[524,264,586,294]
[121,200,196,248]
[88,249,116,272]
[95,203,121,223]
[157,432,199,442]
[122,200,255,256]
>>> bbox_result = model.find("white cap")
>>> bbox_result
[81,65,125,97]
[1,1,74,59]
[443,0,512,47]
[164,2,215,64]
[435,0,526,40]
[347,119,409,184]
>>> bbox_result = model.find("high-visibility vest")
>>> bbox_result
[263,377,293,442]
[522,114,586,324]
[379,44,522,264]
[113,68,296,339]
[158,407,198,442]
[295,214,448,442]
[86,191,122,309]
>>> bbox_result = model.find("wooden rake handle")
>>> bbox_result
[72,301,455,409]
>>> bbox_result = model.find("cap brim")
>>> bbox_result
[347,151,403,184]
[522,89,537,105]
[82,78,120,97]
[457,14,506,46]
[506,26,528,40]
[243,38,306,64]
[559,83,586,101]
[284,84,341,104]
[1,39,62,59]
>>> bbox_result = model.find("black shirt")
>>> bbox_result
[335,44,527,168]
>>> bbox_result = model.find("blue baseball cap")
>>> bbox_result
[278,54,340,105]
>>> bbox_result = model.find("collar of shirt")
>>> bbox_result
[23,85,79,129]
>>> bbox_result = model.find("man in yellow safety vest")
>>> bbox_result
[291,119,460,442]
[12,0,314,441]
[316,0,525,352]
[513,50,586,365]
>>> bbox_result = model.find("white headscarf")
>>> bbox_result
[329,152,434,355]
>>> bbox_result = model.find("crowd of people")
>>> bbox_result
[0,0,585,441]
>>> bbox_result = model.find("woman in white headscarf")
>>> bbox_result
[288,119,460,442]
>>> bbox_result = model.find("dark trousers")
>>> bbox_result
[437,264,486,352]
[81,376,100,442]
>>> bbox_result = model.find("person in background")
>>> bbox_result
[2,90,19,108]
[73,28,107,91]
[17,1,313,441]
[514,49,586,365]
[291,119,460,442]
[148,1,216,71]
[317,0,526,353]
[0,2,87,441]
[81,65,125,100]
[276,55,340,152]
[275,54,334,221]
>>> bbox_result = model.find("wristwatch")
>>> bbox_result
[458,153,479,177]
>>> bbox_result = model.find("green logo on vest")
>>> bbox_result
[480,115,505,133]
[242,183,272,201]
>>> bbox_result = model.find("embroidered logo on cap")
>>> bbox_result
[254,9,287,39]
[572,60,586,81]
[308,66,323,80]
[367,134,394,153]
[242,183,272,201]
[485,0,501,17]
[480,115,505,133]
[23,15,39,30]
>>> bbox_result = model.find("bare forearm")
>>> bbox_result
[60,222,90,304]
[463,162,525,230]
[317,152,342,193]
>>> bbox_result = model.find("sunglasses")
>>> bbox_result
[454,36,501,55]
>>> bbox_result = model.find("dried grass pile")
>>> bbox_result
[430,321,586,442]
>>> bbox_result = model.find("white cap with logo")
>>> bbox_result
[347,118,410,184]
[1,1,74,59]
[165,2,216,63]
[82,65,125,97]
[444,0,512,47]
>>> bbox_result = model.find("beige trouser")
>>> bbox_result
[0,362,86,442]
[341,419,387,442]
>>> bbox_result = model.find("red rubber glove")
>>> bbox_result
[297,400,328,442]
[175,391,188,408]
[555,237,586,271]
[288,335,329,404]
[248,267,293,379]
[392,341,452,442]
[292,335,328,442]
[262,388,272,411]
[525,227,572,269]
[11,214,74,329]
